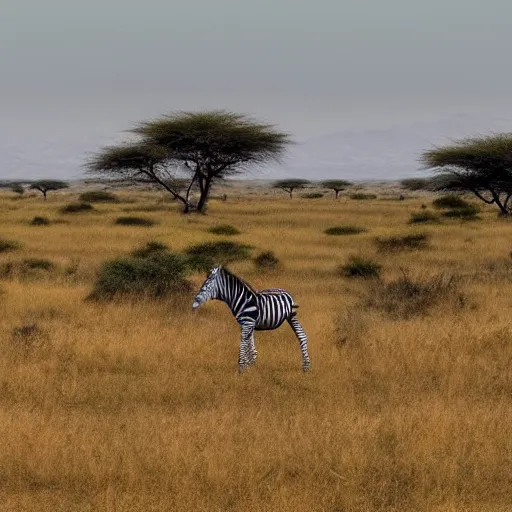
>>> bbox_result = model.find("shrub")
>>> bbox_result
[185,240,252,270]
[375,232,430,252]
[409,211,440,224]
[441,205,480,219]
[131,241,169,258]
[366,273,462,319]
[21,258,55,272]
[11,323,48,348]
[89,252,191,300]
[0,238,22,253]
[79,190,119,203]
[60,202,94,214]
[115,216,155,226]
[324,225,367,235]
[207,224,241,236]
[339,257,382,278]
[301,192,324,199]
[432,195,471,209]
[30,216,50,226]
[254,251,280,269]
[400,178,432,191]
[350,193,377,200]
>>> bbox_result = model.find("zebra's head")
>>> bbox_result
[192,266,222,310]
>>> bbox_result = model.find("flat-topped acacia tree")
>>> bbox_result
[421,133,512,216]
[273,179,311,199]
[29,180,69,200]
[321,180,352,199]
[86,110,291,214]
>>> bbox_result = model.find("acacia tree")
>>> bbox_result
[273,179,311,199]
[29,180,69,200]
[421,134,512,216]
[321,180,352,199]
[86,111,290,213]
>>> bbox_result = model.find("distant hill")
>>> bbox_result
[2,114,512,181]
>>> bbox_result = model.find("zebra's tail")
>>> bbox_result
[291,303,299,317]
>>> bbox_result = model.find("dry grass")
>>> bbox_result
[0,188,511,511]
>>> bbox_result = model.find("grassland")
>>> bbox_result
[0,186,511,511]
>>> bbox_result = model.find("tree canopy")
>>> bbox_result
[86,110,291,213]
[273,179,311,199]
[420,133,512,215]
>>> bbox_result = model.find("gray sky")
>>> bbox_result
[2,0,512,179]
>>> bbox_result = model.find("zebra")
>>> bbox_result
[192,266,311,373]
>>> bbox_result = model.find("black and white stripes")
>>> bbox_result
[192,266,311,373]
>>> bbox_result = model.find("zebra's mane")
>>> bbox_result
[219,266,258,294]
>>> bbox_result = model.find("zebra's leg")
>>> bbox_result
[239,324,255,374]
[287,317,311,372]
[248,333,257,365]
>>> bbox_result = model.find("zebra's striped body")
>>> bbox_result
[192,266,310,373]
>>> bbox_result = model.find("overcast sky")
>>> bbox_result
[2,0,512,179]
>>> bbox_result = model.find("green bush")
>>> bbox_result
[115,216,155,226]
[409,211,440,224]
[89,252,191,300]
[339,257,382,278]
[207,224,241,236]
[301,192,324,199]
[30,216,51,226]
[60,202,94,214]
[400,178,432,191]
[432,195,471,209]
[254,251,280,269]
[350,193,377,200]
[185,240,252,270]
[324,225,367,235]
[79,190,119,203]
[131,241,169,258]
[0,238,22,253]
[375,232,430,252]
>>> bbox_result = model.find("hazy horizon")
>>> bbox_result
[3,0,512,180]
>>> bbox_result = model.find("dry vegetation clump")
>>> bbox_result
[375,232,430,252]
[254,250,280,269]
[78,190,119,203]
[441,204,480,220]
[30,216,51,226]
[339,256,382,278]
[409,211,440,224]
[366,272,465,319]
[0,238,22,253]
[60,202,95,214]
[432,194,471,209]
[115,216,155,226]
[324,225,367,235]
[207,224,241,236]
[350,192,377,200]
[301,192,324,199]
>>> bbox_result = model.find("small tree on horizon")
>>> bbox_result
[273,179,311,199]
[86,110,291,213]
[29,180,69,200]
[321,180,352,199]
[421,133,512,216]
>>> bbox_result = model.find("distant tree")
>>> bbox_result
[400,178,432,191]
[29,180,69,200]
[321,180,352,199]
[273,179,311,199]
[421,134,512,216]
[11,184,25,196]
[86,110,291,214]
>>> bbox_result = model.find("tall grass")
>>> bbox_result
[0,186,510,511]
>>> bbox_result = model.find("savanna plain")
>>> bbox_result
[0,183,511,512]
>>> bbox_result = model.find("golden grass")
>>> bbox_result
[0,189,511,511]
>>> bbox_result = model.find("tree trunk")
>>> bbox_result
[335,190,340,199]
[196,178,212,213]
[289,189,293,199]
[43,191,47,200]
